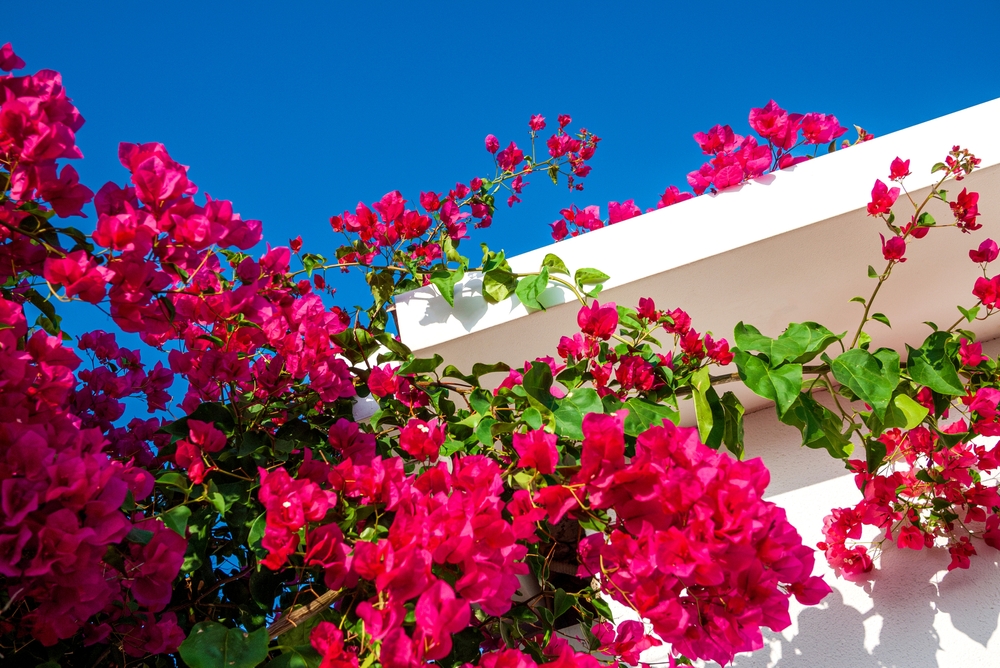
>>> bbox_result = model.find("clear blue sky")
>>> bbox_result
[7,0,1000,313]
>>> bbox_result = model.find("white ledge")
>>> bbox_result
[396,98,1000,413]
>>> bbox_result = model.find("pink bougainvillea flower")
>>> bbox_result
[549,219,569,241]
[577,300,618,340]
[497,142,524,172]
[0,42,25,71]
[693,124,741,155]
[799,112,847,145]
[399,418,445,461]
[656,185,693,208]
[867,179,900,216]
[959,338,985,367]
[880,234,906,262]
[513,429,559,474]
[970,239,999,264]
[951,188,981,231]
[557,114,571,128]
[529,114,546,131]
[607,199,641,224]
[889,157,911,181]
[485,134,499,154]
[749,100,802,150]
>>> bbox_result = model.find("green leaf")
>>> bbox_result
[733,351,802,416]
[476,417,497,446]
[430,266,465,308]
[917,212,936,227]
[541,254,570,276]
[162,505,192,537]
[865,437,887,473]
[515,268,549,311]
[893,394,929,430]
[397,354,443,375]
[781,393,853,459]
[831,348,895,419]
[553,589,573,619]
[247,513,267,558]
[126,528,154,545]
[871,313,891,328]
[470,388,493,415]
[264,648,322,668]
[471,362,511,380]
[178,621,269,668]
[868,265,879,279]
[720,391,745,459]
[522,361,557,413]
[522,407,543,430]
[691,367,715,445]
[482,267,518,304]
[553,388,604,439]
[906,331,964,396]
[573,267,610,288]
[850,296,867,305]
[958,304,981,323]
[622,397,679,437]
[734,321,841,365]
[157,471,191,492]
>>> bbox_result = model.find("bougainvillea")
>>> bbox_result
[548,100,865,241]
[1,39,997,668]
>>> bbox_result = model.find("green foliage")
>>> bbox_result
[178,622,270,668]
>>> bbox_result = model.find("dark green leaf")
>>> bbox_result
[868,265,879,279]
[162,505,192,537]
[126,528,154,545]
[178,621,269,668]
[622,397,679,437]
[522,362,556,413]
[865,437,887,473]
[398,354,444,375]
[734,351,802,416]
[906,332,964,396]
[553,589,573,619]
[720,391,745,459]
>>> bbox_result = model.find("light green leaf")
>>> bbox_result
[515,268,549,311]
[541,253,570,276]
[482,267,518,304]
[894,394,929,430]
[430,266,465,308]
[574,267,610,288]
[691,367,715,444]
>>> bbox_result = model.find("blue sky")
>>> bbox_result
[7,0,1000,314]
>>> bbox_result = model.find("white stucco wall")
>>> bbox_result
[723,399,1000,668]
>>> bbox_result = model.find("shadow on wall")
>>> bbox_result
[724,545,1000,668]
